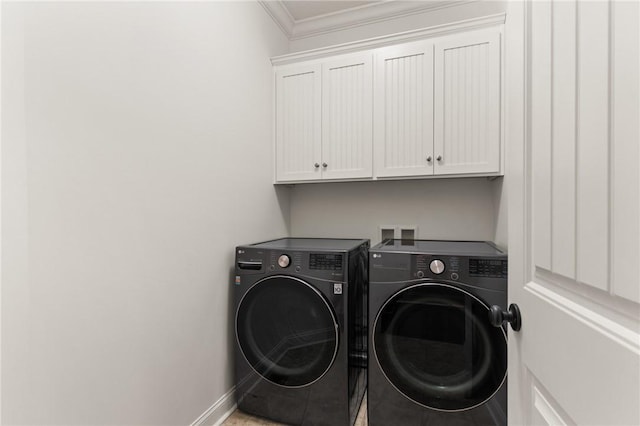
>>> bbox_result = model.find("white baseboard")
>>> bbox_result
[191,386,237,426]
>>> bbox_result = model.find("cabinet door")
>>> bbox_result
[321,53,373,180]
[275,64,322,182]
[374,42,434,178]
[434,30,501,175]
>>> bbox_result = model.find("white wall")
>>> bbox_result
[290,179,501,245]
[1,2,289,424]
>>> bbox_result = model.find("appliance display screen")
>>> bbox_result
[469,259,507,278]
[309,254,343,271]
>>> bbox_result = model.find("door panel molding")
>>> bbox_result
[531,384,571,426]
[522,282,640,426]
[530,0,552,272]
[610,0,640,303]
[550,0,577,281]
[524,281,640,354]
[528,0,639,299]
[575,0,610,291]
[534,268,640,327]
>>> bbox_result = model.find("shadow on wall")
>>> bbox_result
[288,178,502,244]
[274,185,293,236]
[491,177,507,249]
[227,265,237,384]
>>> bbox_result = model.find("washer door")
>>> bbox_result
[373,283,507,411]
[236,275,338,388]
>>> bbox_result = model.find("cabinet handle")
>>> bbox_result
[322,163,328,168]
[436,155,442,162]
[314,163,320,168]
[426,156,432,162]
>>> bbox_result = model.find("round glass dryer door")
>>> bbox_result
[236,275,338,388]
[373,283,507,411]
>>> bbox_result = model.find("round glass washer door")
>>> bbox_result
[236,275,338,388]
[373,283,507,411]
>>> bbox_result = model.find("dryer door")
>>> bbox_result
[236,275,339,388]
[373,283,507,411]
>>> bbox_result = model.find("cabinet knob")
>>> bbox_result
[314,163,320,168]
[322,163,328,168]
[426,156,432,162]
[436,155,443,162]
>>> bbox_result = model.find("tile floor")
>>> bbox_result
[222,394,368,426]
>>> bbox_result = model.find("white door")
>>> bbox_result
[433,29,501,176]
[275,64,322,182]
[506,1,640,425]
[373,41,434,178]
[321,53,373,180]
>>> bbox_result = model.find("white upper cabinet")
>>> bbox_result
[434,29,501,175]
[275,54,373,183]
[273,23,504,183]
[275,64,322,182]
[322,54,373,180]
[374,42,434,178]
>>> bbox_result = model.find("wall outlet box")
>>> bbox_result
[379,225,418,243]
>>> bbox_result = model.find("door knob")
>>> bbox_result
[436,155,443,162]
[322,163,328,168]
[427,156,432,162]
[489,304,522,331]
[314,163,320,168]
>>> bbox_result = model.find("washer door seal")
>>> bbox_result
[236,275,338,388]
[373,283,507,411]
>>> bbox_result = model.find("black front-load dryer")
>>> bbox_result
[368,240,508,426]
[234,238,369,426]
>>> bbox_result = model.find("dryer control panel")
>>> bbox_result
[370,251,507,292]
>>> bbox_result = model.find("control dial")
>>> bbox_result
[429,259,445,275]
[277,254,291,268]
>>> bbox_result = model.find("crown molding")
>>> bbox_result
[271,12,505,66]
[258,0,295,38]
[291,0,477,40]
[260,0,479,41]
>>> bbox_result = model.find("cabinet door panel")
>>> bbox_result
[434,30,501,175]
[322,54,373,180]
[374,42,434,178]
[276,64,322,182]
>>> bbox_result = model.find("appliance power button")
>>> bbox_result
[430,259,445,275]
[278,254,291,268]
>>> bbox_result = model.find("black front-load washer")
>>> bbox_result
[368,239,508,426]
[234,238,369,426]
